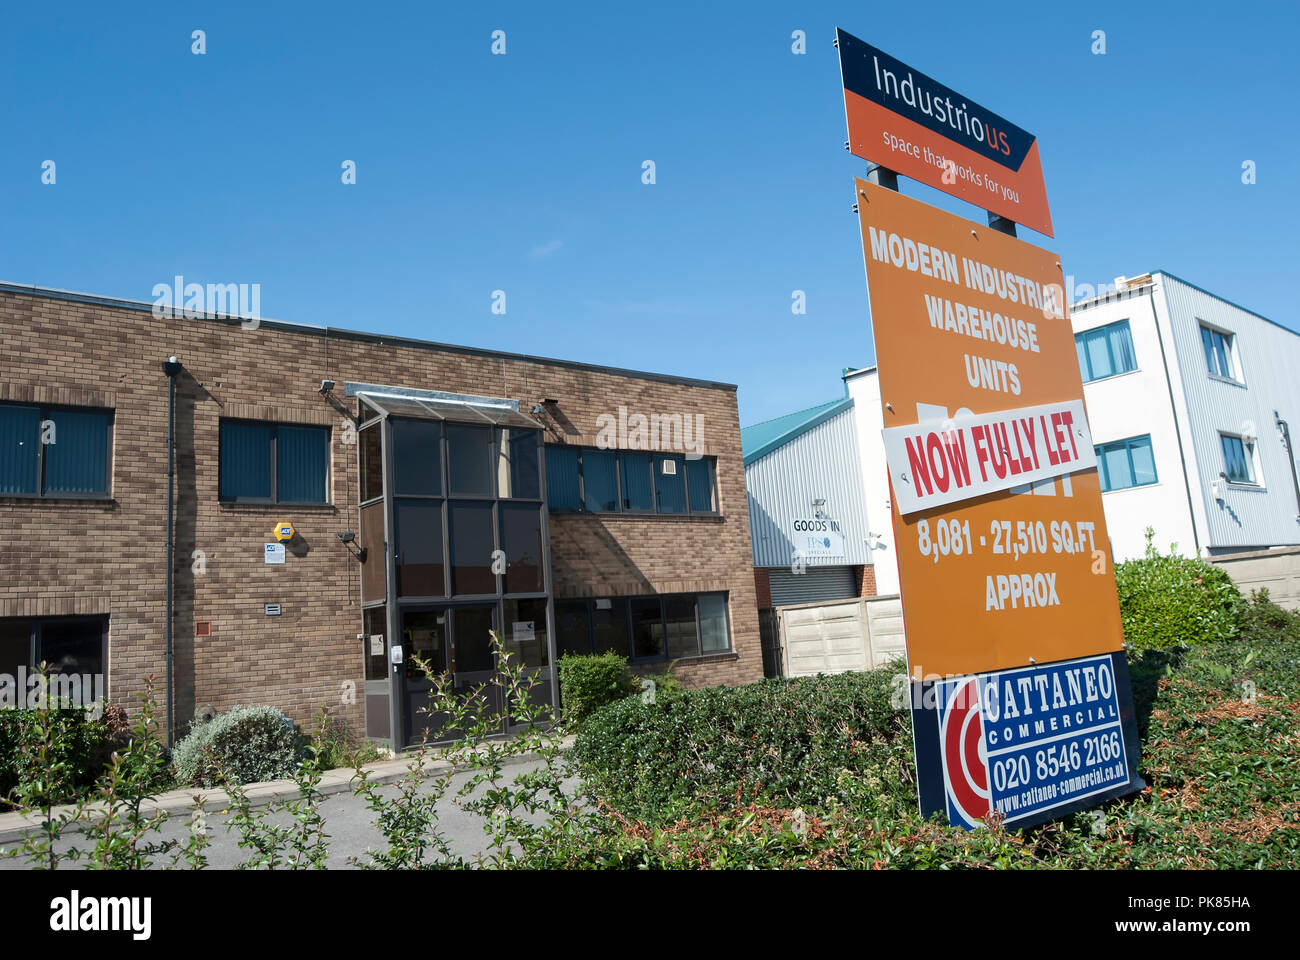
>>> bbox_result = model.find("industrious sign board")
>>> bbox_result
[837,28,1054,237]
[854,179,1142,827]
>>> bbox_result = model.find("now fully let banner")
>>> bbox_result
[882,398,1095,516]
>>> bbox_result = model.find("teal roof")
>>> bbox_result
[741,397,854,465]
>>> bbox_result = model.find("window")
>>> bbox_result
[503,598,549,668]
[629,597,665,659]
[542,445,719,516]
[391,419,441,497]
[664,595,699,659]
[498,502,544,593]
[0,403,112,498]
[394,500,445,597]
[497,428,540,499]
[620,452,655,511]
[1220,434,1258,485]
[219,420,329,503]
[582,449,619,512]
[0,617,108,699]
[362,606,387,681]
[446,424,494,496]
[686,458,716,513]
[1201,325,1240,382]
[359,424,383,502]
[555,593,732,660]
[1095,435,1157,492]
[1074,320,1136,383]
[698,594,730,653]
[591,599,627,655]
[653,455,687,514]
[555,600,592,657]
[544,447,581,511]
[448,501,496,594]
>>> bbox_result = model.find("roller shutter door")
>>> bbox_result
[768,566,856,606]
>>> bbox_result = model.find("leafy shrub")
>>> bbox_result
[172,705,303,787]
[311,706,382,770]
[0,705,109,808]
[572,669,914,823]
[1113,528,1245,651]
[639,662,686,702]
[556,653,635,725]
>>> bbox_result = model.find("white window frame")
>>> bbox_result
[1200,322,1245,385]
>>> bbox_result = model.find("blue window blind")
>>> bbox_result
[620,452,654,511]
[686,458,715,513]
[220,421,273,500]
[277,426,329,502]
[0,405,40,495]
[0,404,111,497]
[1095,435,1157,492]
[43,409,111,495]
[582,449,619,512]
[1221,435,1254,484]
[220,421,328,502]
[544,446,581,511]
[653,454,686,513]
[1075,321,1136,383]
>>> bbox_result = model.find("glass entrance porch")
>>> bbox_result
[352,387,554,749]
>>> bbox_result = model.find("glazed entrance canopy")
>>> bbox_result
[350,384,543,430]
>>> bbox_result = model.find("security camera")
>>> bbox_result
[319,379,336,394]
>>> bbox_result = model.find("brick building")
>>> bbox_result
[0,283,761,749]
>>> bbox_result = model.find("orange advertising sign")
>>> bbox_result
[856,179,1122,678]
[838,29,1054,237]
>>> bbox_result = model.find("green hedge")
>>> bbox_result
[571,670,914,823]
[556,653,636,725]
[0,706,110,808]
[1115,530,1244,651]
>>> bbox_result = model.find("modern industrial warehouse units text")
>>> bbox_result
[0,283,762,749]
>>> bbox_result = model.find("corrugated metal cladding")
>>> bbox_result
[1159,274,1300,550]
[769,566,857,606]
[745,404,875,567]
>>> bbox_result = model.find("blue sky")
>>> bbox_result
[3,1,1297,425]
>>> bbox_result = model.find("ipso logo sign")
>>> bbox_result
[792,518,845,558]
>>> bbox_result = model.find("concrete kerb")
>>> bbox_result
[0,735,576,845]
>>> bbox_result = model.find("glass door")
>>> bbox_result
[449,605,504,729]
[400,607,449,746]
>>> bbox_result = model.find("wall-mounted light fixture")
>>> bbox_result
[337,530,367,563]
[319,379,336,395]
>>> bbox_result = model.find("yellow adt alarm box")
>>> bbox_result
[272,521,295,542]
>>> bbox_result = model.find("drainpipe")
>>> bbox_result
[162,356,183,745]
[1275,411,1300,526]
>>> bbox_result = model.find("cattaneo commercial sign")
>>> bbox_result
[854,179,1143,829]
[837,28,1054,237]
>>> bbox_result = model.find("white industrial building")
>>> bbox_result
[844,271,1300,593]
[741,397,878,607]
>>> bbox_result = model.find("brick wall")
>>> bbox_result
[854,564,878,597]
[0,288,762,734]
[753,567,771,610]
